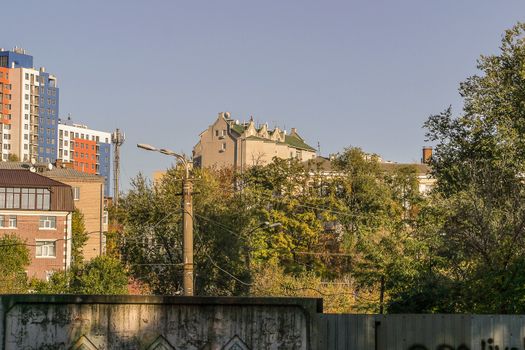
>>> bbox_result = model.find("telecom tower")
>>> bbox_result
[111,128,125,205]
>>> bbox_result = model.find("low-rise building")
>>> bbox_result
[0,169,74,280]
[193,112,317,169]
[0,162,108,261]
[43,167,107,260]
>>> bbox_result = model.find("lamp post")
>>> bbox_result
[137,143,194,296]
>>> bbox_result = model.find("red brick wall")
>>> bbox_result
[0,213,68,280]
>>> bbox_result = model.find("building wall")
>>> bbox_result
[98,142,111,196]
[72,138,97,174]
[37,71,59,163]
[58,124,112,195]
[72,180,104,260]
[0,49,33,69]
[0,67,12,161]
[198,117,237,168]
[0,211,69,280]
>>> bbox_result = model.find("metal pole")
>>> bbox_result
[182,163,194,296]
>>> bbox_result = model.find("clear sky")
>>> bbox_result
[3,1,525,189]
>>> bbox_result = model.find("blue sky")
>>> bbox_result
[4,1,525,189]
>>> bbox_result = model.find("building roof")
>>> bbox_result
[284,135,316,152]
[0,169,70,187]
[43,168,105,182]
[379,162,431,174]
[0,162,105,182]
[230,123,316,151]
[303,157,432,174]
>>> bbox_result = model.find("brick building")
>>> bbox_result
[0,169,74,280]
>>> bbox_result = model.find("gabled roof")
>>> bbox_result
[0,169,70,187]
[229,123,316,151]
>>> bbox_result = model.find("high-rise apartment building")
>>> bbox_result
[0,48,59,163]
[57,121,112,195]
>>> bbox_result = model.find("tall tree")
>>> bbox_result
[421,23,525,313]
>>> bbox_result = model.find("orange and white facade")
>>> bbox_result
[0,66,12,161]
[57,122,112,194]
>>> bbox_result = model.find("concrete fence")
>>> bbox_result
[317,314,525,350]
[0,295,321,350]
[3,295,525,350]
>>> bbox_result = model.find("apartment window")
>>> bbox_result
[24,144,28,150]
[0,214,18,229]
[103,211,108,225]
[36,240,56,257]
[64,131,68,137]
[25,84,29,90]
[25,73,29,79]
[215,130,219,137]
[221,143,226,151]
[64,140,68,146]
[24,104,29,110]
[24,114,28,120]
[39,216,56,229]
[64,150,68,156]
[24,94,29,100]
[73,187,80,200]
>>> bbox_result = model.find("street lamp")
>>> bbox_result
[137,143,194,296]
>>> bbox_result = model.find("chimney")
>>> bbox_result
[422,146,432,164]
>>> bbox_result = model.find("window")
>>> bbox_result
[8,215,16,228]
[215,130,219,137]
[0,213,17,230]
[36,241,56,257]
[39,216,56,229]
[73,187,80,200]
[221,143,227,151]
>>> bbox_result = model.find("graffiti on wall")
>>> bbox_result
[408,338,525,350]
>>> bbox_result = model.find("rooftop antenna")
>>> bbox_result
[111,128,125,206]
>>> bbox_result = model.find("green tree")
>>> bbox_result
[74,256,128,294]
[72,209,89,266]
[33,256,128,294]
[419,23,525,313]
[0,234,30,293]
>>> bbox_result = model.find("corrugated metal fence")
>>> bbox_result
[317,314,525,350]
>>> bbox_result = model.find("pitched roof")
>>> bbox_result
[229,124,316,151]
[284,135,316,152]
[43,168,105,182]
[0,169,70,187]
[0,162,105,182]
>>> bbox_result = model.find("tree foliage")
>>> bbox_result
[412,22,525,313]
[0,234,30,293]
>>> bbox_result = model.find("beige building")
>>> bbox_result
[43,168,107,261]
[193,112,317,169]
